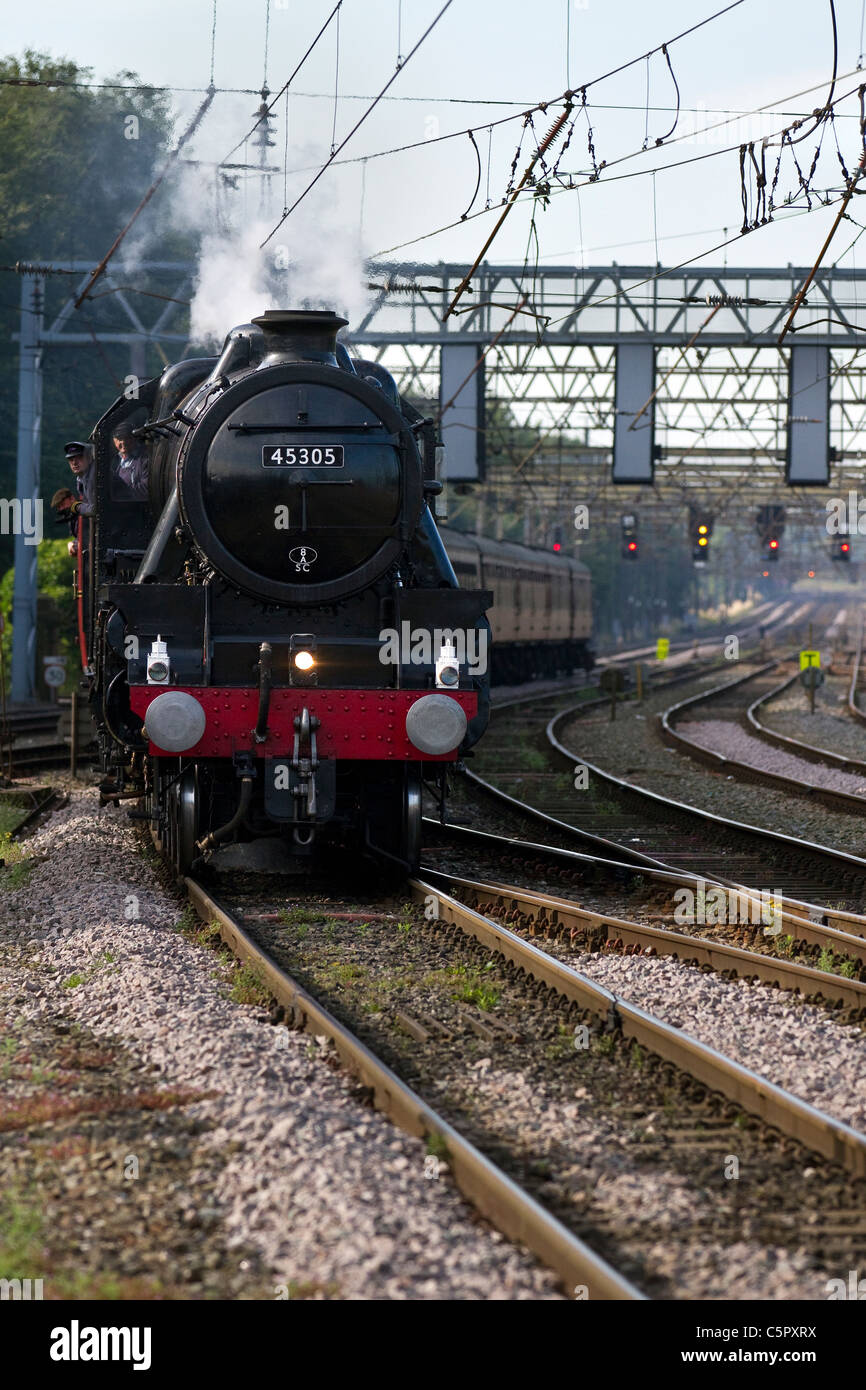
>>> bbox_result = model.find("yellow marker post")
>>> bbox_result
[799,650,822,714]
[656,638,670,661]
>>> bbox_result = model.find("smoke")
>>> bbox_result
[114,111,373,350]
[189,218,275,346]
[189,209,370,348]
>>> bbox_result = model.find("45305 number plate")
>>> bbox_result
[262,445,344,467]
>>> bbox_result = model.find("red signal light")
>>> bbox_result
[627,540,637,551]
[552,542,561,552]
[808,570,815,578]
[761,570,769,577]
[769,538,779,550]
[841,542,850,552]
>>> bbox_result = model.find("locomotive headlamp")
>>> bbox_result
[147,636,170,685]
[435,640,460,690]
[406,693,467,755]
[290,633,318,686]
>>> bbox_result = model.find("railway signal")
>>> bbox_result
[688,508,714,564]
[552,525,563,553]
[620,514,639,560]
[832,537,852,562]
[757,504,785,563]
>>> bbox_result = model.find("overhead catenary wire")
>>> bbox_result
[371,72,866,265]
[72,88,216,310]
[263,0,271,89]
[778,144,866,343]
[259,0,455,247]
[219,1,343,168]
[331,2,341,156]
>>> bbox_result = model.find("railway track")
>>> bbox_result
[1,701,93,775]
[448,601,866,973]
[181,864,866,1299]
[659,660,866,816]
[468,686,866,911]
[747,667,866,774]
[417,859,866,1012]
[0,785,60,838]
[184,874,641,1301]
[466,597,866,912]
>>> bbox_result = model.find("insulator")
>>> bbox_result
[705,294,744,306]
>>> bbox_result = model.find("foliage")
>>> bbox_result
[0,538,80,693]
[0,51,180,575]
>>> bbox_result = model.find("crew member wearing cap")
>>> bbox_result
[55,441,94,556]
[65,440,95,515]
[111,422,149,502]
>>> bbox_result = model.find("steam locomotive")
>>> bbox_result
[82,309,591,877]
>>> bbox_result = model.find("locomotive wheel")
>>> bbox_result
[403,768,422,873]
[361,764,422,874]
[166,768,199,878]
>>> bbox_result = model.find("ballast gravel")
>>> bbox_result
[558,947,866,1136]
[0,789,562,1300]
[552,690,866,860]
[680,719,866,796]
[761,676,866,764]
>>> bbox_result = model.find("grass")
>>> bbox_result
[228,964,271,1007]
[0,1188,44,1281]
[278,906,330,928]
[425,1131,450,1161]
[816,943,858,978]
[593,1033,616,1056]
[0,1184,169,1298]
[0,806,28,838]
[545,1022,578,1061]
[449,962,500,1011]
[1,1036,19,1081]
[0,833,33,891]
[60,951,117,992]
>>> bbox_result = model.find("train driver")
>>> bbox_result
[111,422,150,502]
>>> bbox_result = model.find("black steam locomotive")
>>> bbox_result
[84,310,492,875]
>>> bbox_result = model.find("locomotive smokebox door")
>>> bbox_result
[265,756,336,821]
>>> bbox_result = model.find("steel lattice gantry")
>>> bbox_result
[354,261,866,528]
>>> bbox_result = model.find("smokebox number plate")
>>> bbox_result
[262,445,345,467]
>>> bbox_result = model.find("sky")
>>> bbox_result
[6,0,866,286]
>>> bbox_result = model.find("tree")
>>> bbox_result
[0,50,177,577]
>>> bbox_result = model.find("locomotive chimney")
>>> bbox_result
[251,309,348,367]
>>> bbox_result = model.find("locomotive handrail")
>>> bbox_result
[227,423,399,439]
